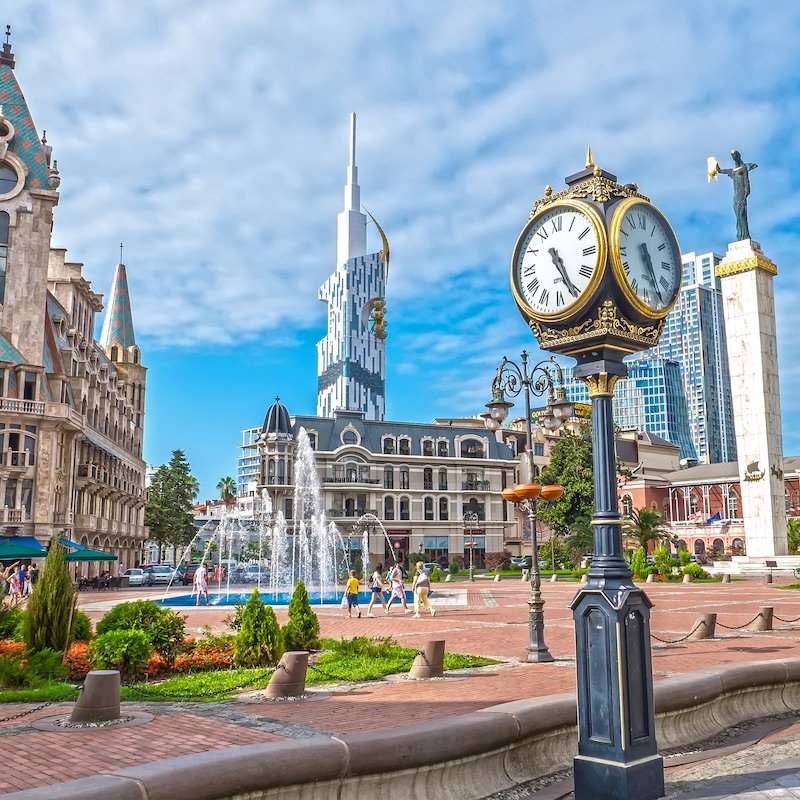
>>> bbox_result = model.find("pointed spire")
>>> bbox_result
[1,25,15,69]
[99,251,137,354]
[343,111,360,212]
[585,145,594,170]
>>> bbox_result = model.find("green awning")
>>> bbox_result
[64,547,117,562]
[0,540,47,561]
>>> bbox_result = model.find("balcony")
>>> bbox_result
[3,450,31,470]
[0,507,28,523]
[0,398,45,416]
[327,508,377,518]
[462,480,490,491]
[323,476,381,485]
[54,511,74,525]
[77,463,100,481]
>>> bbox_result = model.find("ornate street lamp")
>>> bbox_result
[484,351,573,663]
[463,511,479,581]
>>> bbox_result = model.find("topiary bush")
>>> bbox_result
[429,566,441,583]
[681,562,708,579]
[630,546,648,578]
[71,610,93,642]
[234,589,283,667]
[96,600,185,666]
[678,549,692,566]
[282,580,319,652]
[89,629,152,680]
[653,546,672,576]
[24,539,75,654]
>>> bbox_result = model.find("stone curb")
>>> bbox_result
[7,658,800,800]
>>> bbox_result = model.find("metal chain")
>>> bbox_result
[0,688,79,724]
[716,613,763,631]
[307,650,424,683]
[774,614,800,623]
[650,622,702,644]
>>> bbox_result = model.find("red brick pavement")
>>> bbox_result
[3,578,799,794]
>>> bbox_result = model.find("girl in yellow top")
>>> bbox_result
[344,569,361,618]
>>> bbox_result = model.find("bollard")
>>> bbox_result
[688,613,717,640]
[722,573,731,583]
[409,640,445,679]
[550,573,558,583]
[493,573,501,582]
[747,606,774,632]
[764,572,773,584]
[646,573,655,583]
[70,670,121,723]
[444,573,452,582]
[682,573,693,584]
[266,651,309,698]
[522,569,530,582]
[580,573,589,584]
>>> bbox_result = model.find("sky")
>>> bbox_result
[7,1,800,499]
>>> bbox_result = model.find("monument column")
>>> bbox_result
[715,240,786,557]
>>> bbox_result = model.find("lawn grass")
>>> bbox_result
[0,682,80,704]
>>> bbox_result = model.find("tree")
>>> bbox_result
[234,589,283,667]
[564,515,594,565]
[623,508,672,552]
[144,449,199,563]
[283,580,320,651]
[217,476,237,505]
[24,539,75,653]
[536,422,594,537]
[788,518,800,553]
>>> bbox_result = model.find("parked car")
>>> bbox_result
[242,564,270,583]
[124,568,145,586]
[510,556,528,568]
[142,565,175,586]
[180,563,202,586]
[423,562,445,575]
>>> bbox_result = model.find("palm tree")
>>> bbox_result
[623,507,672,552]
[565,515,594,565]
[217,476,237,506]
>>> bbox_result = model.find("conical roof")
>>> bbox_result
[261,397,292,436]
[99,262,136,351]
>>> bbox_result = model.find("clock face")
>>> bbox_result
[511,201,605,321]
[610,199,681,316]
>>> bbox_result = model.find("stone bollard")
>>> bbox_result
[722,573,732,584]
[493,574,501,582]
[646,573,655,583]
[266,651,309,698]
[409,640,445,679]
[682,573,693,584]
[70,670,121,723]
[550,573,558,583]
[580,573,589,584]
[764,572,773,584]
[688,613,717,640]
[444,573,452,582]
[522,569,530,582]
[747,606,774,632]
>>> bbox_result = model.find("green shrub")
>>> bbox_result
[24,539,75,654]
[96,600,185,666]
[234,589,283,667]
[449,560,461,576]
[682,562,707,579]
[653,546,672,576]
[89,629,152,680]
[282,581,319,652]
[71,610,93,642]
[0,647,67,688]
[326,635,398,658]
[429,566,441,583]
[630,547,648,578]
[224,600,246,632]
[678,550,692,566]
[0,607,24,639]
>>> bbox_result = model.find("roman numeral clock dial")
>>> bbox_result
[610,198,681,318]
[511,201,605,322]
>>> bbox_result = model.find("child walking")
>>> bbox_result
[366,563,388,617]
[345,569,361,618]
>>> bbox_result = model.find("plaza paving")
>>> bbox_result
[3,577,800,797]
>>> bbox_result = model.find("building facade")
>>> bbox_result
[0,39,147,570]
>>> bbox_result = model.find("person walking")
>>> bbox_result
[28,562,39,591]
[386,560,411,614]
[411,561,436,619]
[0,561,20,606]
[344,569,361,618]
[193,561,209,606]
[366,563,388,617]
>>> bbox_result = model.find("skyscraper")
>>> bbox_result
[316,114,388,420]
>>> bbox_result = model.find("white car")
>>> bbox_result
[124,568,145,586]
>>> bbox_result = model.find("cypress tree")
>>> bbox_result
[24,539,75,654]
[234,589,283,667]
[283,580,320,651]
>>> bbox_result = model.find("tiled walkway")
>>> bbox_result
[3,577,800,796]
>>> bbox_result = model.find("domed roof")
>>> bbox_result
[261,396,292,436]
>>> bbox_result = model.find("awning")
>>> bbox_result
[0,540,47,561]
[58,537,88,551]
[64,547,117,562]
[0,536,46,551]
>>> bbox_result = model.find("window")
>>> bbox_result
[384,496,395,520]
[422,440,434,457]
[399,437,411,456]
[400,467,410,490]
[400,497,410,520]
[384,466,393,489]
[284,499,293,519]
[382,436,395,454]
[622,495,633,517]
[438,468,448,490]
[0,165,16,195]
[439,497,449,520]
[423,467,433,491]
[342,429,358,445]
[534,443,545,457]
[23,372,36,401]
[437,440,448,457]
[424,497,434,520]
[461,439,484,458]
[0,211,8,304]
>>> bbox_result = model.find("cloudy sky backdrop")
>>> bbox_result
[8,1,800,496]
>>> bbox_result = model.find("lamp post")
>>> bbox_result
[463,511,479,581]
[483,352,573,663]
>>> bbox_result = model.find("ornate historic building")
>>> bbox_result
[0,37,147,569]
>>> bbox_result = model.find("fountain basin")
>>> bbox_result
[157,590,414,607]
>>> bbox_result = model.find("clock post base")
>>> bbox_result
[573,753,665,800]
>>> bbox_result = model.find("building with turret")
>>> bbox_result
[0,35,147,570]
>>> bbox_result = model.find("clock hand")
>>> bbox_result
[638,242,664,304]
[548,247,579,298]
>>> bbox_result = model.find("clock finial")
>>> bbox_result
[585,146,594,170]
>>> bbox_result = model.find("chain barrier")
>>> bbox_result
[306,650,424,684]
[715,613,763,631]
[650,623,702,645]
[774,614,800,624]
[121,667,275,702]
[0,687,80,724]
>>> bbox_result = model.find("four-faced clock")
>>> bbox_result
[609,198,681,317]
[511,200,606,322]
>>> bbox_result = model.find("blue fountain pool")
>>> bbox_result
[157,590,414,607]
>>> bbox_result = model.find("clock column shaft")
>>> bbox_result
[571,359,664,800]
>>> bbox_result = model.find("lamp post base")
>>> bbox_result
[524,599,554,663]
[574,753,664,800]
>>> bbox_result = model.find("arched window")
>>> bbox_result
[384,496,395,520]
[423,467,433,490]
[382,436,395,454]
[689,493,699,515]
[277,460,285,484]
[461,438,484,458]
[399,437,411,456]
[342,429,358,445]
[422,439,434,457]
[439,497,449,520]
[622,495,633,516]
[424,497,434,520]
[437,440,448,457]
[268,459,276,484]
[438,468,448,490]
[400,467,410,490]
[728,493,738,518]
[110,346,119,362]
[0,211,9,304]
[399,497,410,520]
[346,462,357,482]
[384,466,393,489]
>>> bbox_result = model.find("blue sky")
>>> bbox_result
[8,1,800,498]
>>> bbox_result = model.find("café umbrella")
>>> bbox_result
[64,547,117,563]
[0,540,46,561]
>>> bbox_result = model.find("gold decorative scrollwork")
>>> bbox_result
[530,176,649,218]
[715,254,778,278]
[529,300,663,350]
[580,373,621,397]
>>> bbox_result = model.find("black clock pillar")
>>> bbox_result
[572,358,663,800]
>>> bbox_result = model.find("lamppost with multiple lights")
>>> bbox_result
[482,351,573,663]
[463,511,479,581]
